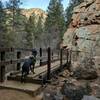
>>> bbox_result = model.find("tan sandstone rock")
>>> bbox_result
[63,0,100,66]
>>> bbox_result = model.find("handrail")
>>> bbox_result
[0,47,71,82]
[0,55,60,66]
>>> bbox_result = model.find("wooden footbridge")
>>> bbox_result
[0,47,71,96]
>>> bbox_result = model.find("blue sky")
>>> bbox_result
[2,0,70,11]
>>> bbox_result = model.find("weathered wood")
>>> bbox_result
[0,51,5,82]
[69,50,72,66]
[40,48,42,66]
[0,48,11,52]
[67,49,69,64]
[52,52,53,60]
[47,47,51,80]
[60,48,63,69]
[17,51,21,70]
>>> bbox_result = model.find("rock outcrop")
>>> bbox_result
[72,57,98,80]
[61,82,91,100]
[21,8,47,19]
[63,0,100,68]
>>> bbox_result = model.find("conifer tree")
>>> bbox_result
[6,0,27,47]
[6,0,22,31]
[35,15,44,47]
[0,1,6,32]
[45,0,66,48]
[25,15,36,48]
[0,1,7,47]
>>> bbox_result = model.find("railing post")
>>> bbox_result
[52,51,53,60]
[69,50,72,66]
[17,51,21,70]
[60,48,63,70]
[67,49,69,64]
[47,47,51,80]
[40,48,42,66]
[0,51,5,82]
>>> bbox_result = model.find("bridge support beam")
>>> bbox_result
[0,51,5,82]
[52,52,53,60]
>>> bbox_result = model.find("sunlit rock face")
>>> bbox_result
[63,0,100,63]
[21,8,47,19]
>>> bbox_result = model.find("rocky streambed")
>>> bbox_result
[42,67,100,100]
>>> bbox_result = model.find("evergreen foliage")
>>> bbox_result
[25,15,36,48]
[5,0,27,47]
[0,1,7,47]
[0,0,78,48]
[45,0,66,48]
[6,0,22,30]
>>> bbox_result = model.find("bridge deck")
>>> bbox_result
[0,61,63,96]
[8,61,60,80]
[0,80,42,96]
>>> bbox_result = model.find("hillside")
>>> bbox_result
[21,8,47,19]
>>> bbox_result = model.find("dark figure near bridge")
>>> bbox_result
[31,49,37,73]
[21,49,37,83]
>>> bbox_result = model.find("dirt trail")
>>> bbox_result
[0,89,42,100]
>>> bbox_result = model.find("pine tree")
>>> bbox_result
[0,1,7,47]
[6,0,27,47]
[25,15,36,48]
[0,1,6,32]
[45,0,66,48]
[35,15,44,47]
[6,0,22,31]
[36,16,43,38]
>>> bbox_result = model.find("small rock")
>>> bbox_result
[82,95,100,100]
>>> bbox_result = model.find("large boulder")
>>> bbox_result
[63,0,100,62]
[72,58,98,80]
[73,58,98,80]
[73,67,98,80]
[43,87,63,100]
[61,82,91,100]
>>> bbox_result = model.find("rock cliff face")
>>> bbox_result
[21,8,47,19]
[63,0,100,66]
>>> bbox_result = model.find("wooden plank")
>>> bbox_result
[60,49,63,69]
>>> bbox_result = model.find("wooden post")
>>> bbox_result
[67,49,69,64]
[52,52,53,60]
[40,48,42,66]
[0,51,5,82]
[69,50,72,66]
[17,51,21,70]
[47,47,51,80]
[60,48,63,70]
